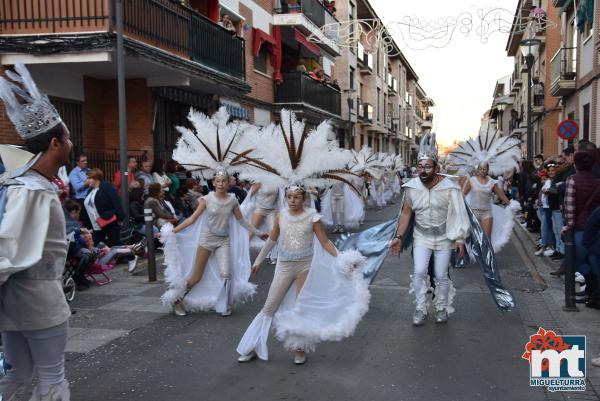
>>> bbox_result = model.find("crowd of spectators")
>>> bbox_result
[509,140,600,309]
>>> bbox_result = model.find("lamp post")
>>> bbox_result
[496,103,507,133]
[519,38,541,161]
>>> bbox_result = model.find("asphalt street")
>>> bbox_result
[62,203,552,401]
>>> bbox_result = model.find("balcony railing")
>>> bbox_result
[275,72,341,116]
[275,0,339,28]
[550,47,577,96]
[0,0,245,80]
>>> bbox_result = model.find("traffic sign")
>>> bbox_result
[557,120,579,140]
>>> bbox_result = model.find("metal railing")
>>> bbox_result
[551,47,577,84]
[275,72,341,116]
[1,0,246,80]
[70,147,149,182]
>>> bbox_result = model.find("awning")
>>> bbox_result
[222,103,249,120]
[294,29,321,56]
[253,28,276,57]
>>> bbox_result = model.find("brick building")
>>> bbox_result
[0,0,431,174]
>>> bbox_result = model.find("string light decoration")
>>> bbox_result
[312,7,557,53]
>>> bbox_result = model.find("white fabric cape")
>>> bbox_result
[160,216,255,312]
[368,181,385,208]
[320,184,365,229]
[237,246,370,359]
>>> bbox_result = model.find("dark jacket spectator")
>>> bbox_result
[583,207,600,258]
[129,188,145,227]
[85,168,124,246]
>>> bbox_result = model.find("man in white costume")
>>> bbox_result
[0,64,72,401]
[390,133,470,325]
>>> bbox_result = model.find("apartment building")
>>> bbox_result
[551,0,600,148]
[0,0,431,173]
[502,0,562,158]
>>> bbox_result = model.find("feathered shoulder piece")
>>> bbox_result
[446,127,522,176]
[0,63,62,140]
[172,106,261,178]
[238,109,354,191]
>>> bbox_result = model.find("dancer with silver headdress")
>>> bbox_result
[446,128,521,251]
[160,108,269,317]
[0,64,72,401]
[390,133,471,325]
[236,110,369,365]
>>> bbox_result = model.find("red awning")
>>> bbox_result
[294,29,321,56]
[253,28,276,57]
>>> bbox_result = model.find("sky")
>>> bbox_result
[370,0,519,146]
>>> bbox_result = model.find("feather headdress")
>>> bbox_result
[172,106,262,178]
[391,154,405,172]
[238,109,355,192]
[446,127,522,177]
[349,146,385,179]
[0,63,62,140]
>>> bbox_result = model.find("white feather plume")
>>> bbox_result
[238,109,353,188]
[446,127,522,177]
[171,106,260,178]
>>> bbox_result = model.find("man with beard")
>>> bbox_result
[390,133,470,325]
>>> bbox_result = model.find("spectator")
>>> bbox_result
[558,152,600,276]
[561,146,576,179]
[129,187,145,229]
[114,156,138,195]
[533,154,544,171]
[166,160,181,198]
[582,206,600,310]
[152,159,172,193]
[84,168,125,246]
[218,14,237,34]
[135,160,153,191]
[173,186,193,218]
[535,171,554,256]
[296,58,307,73]
[577,140,600,178]
[64,200,94,289]
[519,160,541,233]
[184,178,203,210]
[144,183,178,229]
[68,153,92,227]
[541,162,564,260]
[228,175,246,203]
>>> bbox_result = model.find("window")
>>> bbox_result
[350,67,355,90]
[349,2,355,52]
[254,46,269,73]
[583,103,590,141]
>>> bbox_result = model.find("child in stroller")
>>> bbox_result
[64,201,146,290]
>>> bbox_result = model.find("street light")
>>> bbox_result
[519,38,541,161]
[496,103,507,132]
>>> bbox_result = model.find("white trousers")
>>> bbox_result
[331,196,345,227]
[0,321,70,401]
[412,246,452,313]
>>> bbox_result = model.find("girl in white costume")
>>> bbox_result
[447,127,522,251]
[236,110,370,365]
[245,181,280,238]
[160,107,268,317]
[321,178,364,233]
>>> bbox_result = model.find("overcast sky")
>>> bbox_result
[370,0,519,145]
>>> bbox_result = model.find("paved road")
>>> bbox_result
[61,204,552,401]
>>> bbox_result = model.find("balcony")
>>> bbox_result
[550,47,577,97]
[274,0,340,55]
[357,101,373,122]
[533,94,544,115]
[0,0,246,81]
[511,70,523,93]
[275,72,341,116]
[357,42,373,73]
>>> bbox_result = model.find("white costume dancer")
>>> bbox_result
[447,127,521,251]
[236,110,370,364]
[390,133,470,325]
[0,64,72,401]
[321,179,364,232]
[244,182,280,238]
[160,107,268,317]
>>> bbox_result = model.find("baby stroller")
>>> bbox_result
[63,233,77,302]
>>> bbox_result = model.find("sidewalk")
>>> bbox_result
[64,256,168,354]
[512,222,600,401]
